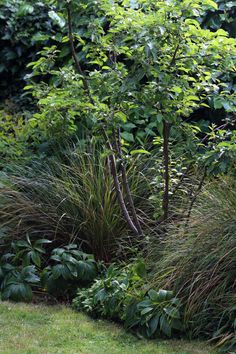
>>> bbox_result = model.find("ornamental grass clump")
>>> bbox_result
[0,144,153,261]
[148,176,236,350]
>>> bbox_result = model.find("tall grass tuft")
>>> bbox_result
[0,144,154,261]
[148,176,236,349]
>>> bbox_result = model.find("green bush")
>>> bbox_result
[0,235,98,301]
[0,0,62,101]
[73,260,183,339]
[0,233,50,301]
[125,289,183,338]
[0,257,40,302]
[42,244,97,298]
[148,176,236,350]
[73,262,144,320]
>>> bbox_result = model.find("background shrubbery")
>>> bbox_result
[0,0,236,352]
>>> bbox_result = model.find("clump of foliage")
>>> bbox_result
[42,244,97,298]
[0,233,47,301]
[0,261,40,302]
[0,0,65,102]
[73,260,183,339]
[148,176,236,350]
[0,233,98,301]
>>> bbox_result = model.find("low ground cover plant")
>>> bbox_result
[73,261,184,339]
[0,238,98,302]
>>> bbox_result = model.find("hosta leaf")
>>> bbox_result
[52,264,65,279]
[157,289,174,302]
[148,289,159,301]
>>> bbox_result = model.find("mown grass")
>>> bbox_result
[0,302,216,354]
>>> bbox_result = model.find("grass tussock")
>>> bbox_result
[0,145,153,261]
[148,176,236,348]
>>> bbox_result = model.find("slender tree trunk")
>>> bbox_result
[108,152,139,235]
[114,128,143,235]
[162,121,170,221]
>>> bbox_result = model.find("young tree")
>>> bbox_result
[28,0,236,230]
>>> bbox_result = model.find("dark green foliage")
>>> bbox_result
[201,0,236,37]
[42,244,97,298]
[0,0,62,101]
[199,128,236,175]
[73,261,183,339]
[125,289,183,338]
[0,237,98,301]
[73,262,144,319]
[13,234,51,268]
[0,256,40,302]
[0,234,49,301]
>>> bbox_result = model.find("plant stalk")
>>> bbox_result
[162,121,170,221]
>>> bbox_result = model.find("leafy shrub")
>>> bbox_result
[0,238,98,301]
[0,0,62,101]
[73,260,183,339]
[13,234,51,268]
[42,244,97,298]
[125,289,183,338]
[73,262,144,319]
[0,254,40,302]
[148,176,236,349]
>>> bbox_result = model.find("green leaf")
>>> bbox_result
[115,111,127,122]
[148,314,160,336]
[171,86,182,94]
[48,11,65,28]
[157,289,174,302]
[160,315,172,337]
[164,307,180,319]
[148,289,159,301]
[17,4,34,16]
[141,307,153,315]
[31,252,41,268]
[121,132,134,142]
[130,149,151,155]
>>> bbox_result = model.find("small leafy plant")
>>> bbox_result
[73,260,183,338]
[13,234,51,268]
[73,264,138,319]
[0,253,40,302]
[125,289,183,338]
[42,244,97,298]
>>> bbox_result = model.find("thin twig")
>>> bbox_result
[185,168,207,225]
[162,121,170,221]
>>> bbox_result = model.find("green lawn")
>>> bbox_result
[0,302,215,354]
